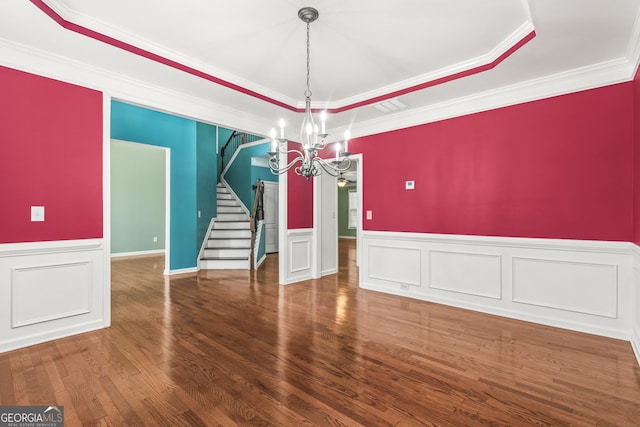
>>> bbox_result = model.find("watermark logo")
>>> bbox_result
[0,406,64,427]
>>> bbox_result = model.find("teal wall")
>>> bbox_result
[339,187,357,238]
[196,122,218,254]
[111,100,220,271]
[224,141,276,210]
[110,141,166,254]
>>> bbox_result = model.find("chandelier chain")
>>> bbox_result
[305,21,311,98]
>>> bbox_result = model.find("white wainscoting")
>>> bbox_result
[360,231,634,342]
[0,239,108,353]
[631,246,640,365]
[285,229,314,284]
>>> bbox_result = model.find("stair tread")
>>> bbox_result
[201,256,248,261]
[206,247,251,250]
[208,237,250,241]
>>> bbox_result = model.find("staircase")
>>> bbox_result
[200,183,251,269]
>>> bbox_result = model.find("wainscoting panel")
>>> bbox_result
[512,257,617,318]
[12,261,92,327]
[360,231,634,341]
[286,229,314,283]
[368,244,421,287]
[290,240,311,273]
[429,250,502,299]
[0,239,107,353]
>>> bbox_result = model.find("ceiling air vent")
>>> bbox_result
[371,98,408,113]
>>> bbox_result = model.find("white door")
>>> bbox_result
[320,172,338,275]
[263,181,279,253]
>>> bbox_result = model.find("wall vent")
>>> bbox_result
[371,98,408,113]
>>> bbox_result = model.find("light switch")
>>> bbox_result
[366,210,373,220]
[405,180,415,190]
[31,206,45,222]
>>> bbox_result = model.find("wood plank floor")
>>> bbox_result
[1,239,639,426]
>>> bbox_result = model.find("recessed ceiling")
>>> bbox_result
[0,0,638,138]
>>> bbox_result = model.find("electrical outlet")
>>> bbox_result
[366,210,373,220]
[153,236,158,243]
[400,284,409,290]
[31,206,45,222]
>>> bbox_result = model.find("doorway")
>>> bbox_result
[317,155,361,277]
[263,181,279,253]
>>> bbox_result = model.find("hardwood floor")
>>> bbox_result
[1,239,639,426]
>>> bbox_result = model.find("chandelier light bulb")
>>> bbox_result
[320,110,327,134]
[279,119,285,138]
[270,128,276,140]
[344,130,351,152]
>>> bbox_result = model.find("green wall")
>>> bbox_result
[338,186,357,238]
[111,100,224,270]
[111,140,166,254]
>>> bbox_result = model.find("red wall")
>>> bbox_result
[287,143,314,228]
[0,66,103,243]
[344,83,634,241]
[635,68,640,245]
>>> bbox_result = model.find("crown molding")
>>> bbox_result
[346,57,634,141]
[0,37,274,136]
[32,0,534,114]
[321,21,536,112]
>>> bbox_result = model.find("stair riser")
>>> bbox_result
[214,221,249,230]
[204,248,250,258]
[217,200,240,206]
[216,213,248,221]
[200,259,249,269]
[218,206,245,214]
[207,240,250,249]
[211,230,251,238]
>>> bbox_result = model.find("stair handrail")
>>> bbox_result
[249,179,265,270]
[219,131,263,182]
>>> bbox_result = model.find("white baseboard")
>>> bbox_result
[360,231,634,342]
[111,249,165,259]
[632,328,640,367]
[256,254,267,268]
[164,267,199,276]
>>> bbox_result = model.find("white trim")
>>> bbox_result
[0,239,107,353]
[220,138,270,178]
[102,93,112,327]
[197,216,217,269]
[165,267,199,276]
[288,228,315,236]
[333,58,633,143]
[321,21,536,111]
[361,230,633,254]
[0,239,104,257]
[0,38,274,137]
[111,249,166,259]
[219,180,250,217]
[110,139,171,274]
[278,153,288,284]
[256,254,267,268]
[360,231,634,342]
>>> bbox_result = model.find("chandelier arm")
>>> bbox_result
[314,157,352,177]
[269,153,304,175]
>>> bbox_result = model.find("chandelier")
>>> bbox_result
[268,7,351,180]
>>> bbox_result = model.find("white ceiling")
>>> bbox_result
[1,0,639,139]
